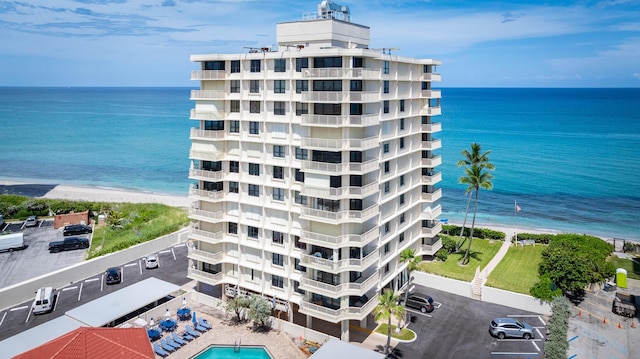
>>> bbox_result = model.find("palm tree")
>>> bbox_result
[455,143,495,251]
[459,163,494,265]
[399,248,419,327]
[373,289,405,355]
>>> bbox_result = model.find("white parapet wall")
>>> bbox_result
[481,286,552,315]
[412,271,473,298]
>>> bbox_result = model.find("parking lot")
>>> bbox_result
[396,285,546,359]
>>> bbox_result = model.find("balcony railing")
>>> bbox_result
[188,247,224,263]
[419,238,443,256]
[420,107,442,116]
[420,90,442,99]
[298,293,379,323]
[300,227,378,247]
[421,155,442,168]
[191,70,226,80]
[187,267,224,284]
[422,172,442,185]
[421,122,442,133]
[189,188,225,202]
[188,208,224,222]
[420,73,442,82]
[301,136,378,151]
[421,188,443,202]
[189,168,225,181]
[421,222,442,237]
[189,228,225,245]
[190,109,228,120]
[348,91,380,102]
[421,204,442,220]
[301,91,347,102]
[300,181,378,199]
[299,271,377,297]
[189,150,225,162]
[300,204,378,223]
[423,139,442,151]
[190,90,226,100]
[302,68,380,79]
[301,159,378,174]
[300,250,379,273]
[300,114,379,127]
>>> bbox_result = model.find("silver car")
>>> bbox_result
[489,318,534,339]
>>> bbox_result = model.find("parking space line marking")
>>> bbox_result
[491,352,539,356]
[10,306,28,311]
[433,302,442,309]
[121,266,124,283]
[0,312,6,327]
[78,282,83,301]
[171,247,176,261]
[174,244,186,248]
[101,275,104,291]
[62,286,78,291]
[507,314,540,317]
[405,308,432,317]
[568,335,579,342]
[53,292,60,312]
[124,263,137,267]
[497,339,543,342]
[85,278,99,283]
[139,260,143,275]
[532,340,540,352]
[535,328,543,338]
[159,250,171,254]
[24,309,31,324]
[537,315,546,326]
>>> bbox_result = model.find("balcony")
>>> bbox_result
[421,188,443,202]
[189,168,225,182]
[301,91,347,102]
[189,228,225,245]
[190,90,226,100]
[190,128,227,141]
[300,181,378,199]
[420,107,442,116]
[423,139,442,151]
[191,70,226,80]
[189,187,225,202]
[419,238,443,256]
[298,293,379,323]
[300,250,379,273]
[188,267,224,285]
[301,136,378,151]
[300,114,379,127]
[420,73,442,82]
[301,159,378,174]
[422,172,442,185]
[421,122,442,133]
[421,155,442,168]
[190,109,227,120]
[421,204,442,220]
[189,150,225,162]
[300,227,378,247]
[420,90,442,99]
[348,91,380,102]
[188,208,224,222]
[299,272,377,297]
[188,247,224,264]
[421,222,442,237]
[300,204,378,223]
[302,68,380,79]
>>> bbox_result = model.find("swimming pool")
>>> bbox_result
[192,345,274,359]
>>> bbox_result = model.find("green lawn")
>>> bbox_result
[418,238,502,282]
[608,256,640,280]
[485,244,546,294]
[375,323,416,341]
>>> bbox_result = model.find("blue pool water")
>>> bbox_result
[193,345,274,359]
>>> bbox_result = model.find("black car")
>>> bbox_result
[48,237,90,253]
[105,267,122,285]
[63,224,93,236]
[399,292,435,313]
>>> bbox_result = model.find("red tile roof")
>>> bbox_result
[13,327,155,359]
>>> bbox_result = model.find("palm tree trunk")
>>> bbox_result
[386,316,392,354]
[462,189,480,264]
[455,191,473,251]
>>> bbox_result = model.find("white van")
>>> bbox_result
[32,287,55,314]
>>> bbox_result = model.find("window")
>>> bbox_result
[384,181,390,193]
[272,274,284,288]
[314,56,342,68]
[384,243,390,254]
[384,263,390,274]
[274,80,286,94]
[296,58,308,72]
[350,175,362,187]
[230,60,240,73]
[229,161,239,173]
[273,145,285,158]
[228,222,238,234]
[422,116,429,124]
[294,235,307,250]
[313,80,342,91]
[249,121,259,134]
[229,181,239,193]
[400,175,405,186]
[314,103,341,115]
[295,147,308,160]
[273,187,284,201]
[294,169,304,182]
[400,213,405,224]
[399,232,405,243]
[249,163,260,175]
[274,101,285,115]
[273,166,284,179]
[350,151,362,163]
[250,80,260,93]
[203,181,223,191]
[230,80,240,93]
[248,226,258,238]
[350,199,363,210]
[383,143,389,154]
[383,60,389,74]
[272,231,284,244]
[352,57,363,68]
[295,102,308,116]
[350,103,362,115]
[230,100,240,113]
[400,118,405,130]
[383,100,389,114]
[384,222,390,233]
[383,81,389,94]
[350,80,362,91]
[400,137,405,149]
[330,176,341,188]
[204,120,224,131]
[249,184,260,197]
[274,58,286,72]
[384,161,390,173]
[399,193,405,205]
[204,61,225,70]
[294,191,307,204]
[400,99,405,112]
[250,59,261,72]
[271,253,284,266]
[250,101,260,113]
[230,120,240,133]
[202,161,221,171]
[294,258,306,272]
[295,80,308,94]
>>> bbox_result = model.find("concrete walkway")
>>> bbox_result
[481,228,516,277]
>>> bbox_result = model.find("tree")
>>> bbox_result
[248,295,272,330]
[372,289,405,355]
[399,248,418,327]
[459,163,494,265]
[225,295,251,323]
[455,143,495,251]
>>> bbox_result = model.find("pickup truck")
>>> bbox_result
[48,237,90,253]
[612,291,637,318]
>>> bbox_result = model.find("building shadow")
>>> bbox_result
[0,184,58,197]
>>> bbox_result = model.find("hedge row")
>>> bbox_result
[0,194,109,220]
[514,232,556,244]
[544,296,571,359]
[441,224,506,240]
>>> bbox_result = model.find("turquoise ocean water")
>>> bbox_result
[0,87,638,240]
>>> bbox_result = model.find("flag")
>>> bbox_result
[515,202,521,212]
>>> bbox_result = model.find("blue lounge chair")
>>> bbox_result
[172,332,187,345]
[198,317,212,330]
[180,331,194,341]
[194,321,208,332]
[159,338,176,352]
[185,325,201,337]
[166,335,183,348]
[153,343,169,357]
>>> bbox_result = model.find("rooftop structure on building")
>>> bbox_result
[187,1,442,341]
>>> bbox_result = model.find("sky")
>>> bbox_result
[0,0,639,87]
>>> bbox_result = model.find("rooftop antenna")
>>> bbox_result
[371,47,400,55]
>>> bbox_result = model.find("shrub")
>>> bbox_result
[544,296,571,359]
[516,233,555,244]
[439,225,505,240]
[441,236,456,253]
[435,249,448,261]
[530,274,562,302]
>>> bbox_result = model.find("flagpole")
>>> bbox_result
[514,200,518,243]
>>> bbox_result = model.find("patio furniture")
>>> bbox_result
[172,332,187,345]
[159,338,175,352]
[159,318,177,332]
[185,325,200,337]
[177,307,191,321]
[152,343,169,357]
[166,335,183,348]
[147,328,161,341]
[198,317,212,330]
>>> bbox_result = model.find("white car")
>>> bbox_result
[145,254,159,269]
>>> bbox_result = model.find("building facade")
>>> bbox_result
[187,4,442,341]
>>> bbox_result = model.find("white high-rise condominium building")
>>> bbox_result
[187,2,442,341]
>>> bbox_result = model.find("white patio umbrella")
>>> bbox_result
[182,297,187,308]
[149,318,155,327]
[165,308,171,318]
[133,318,148,327]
